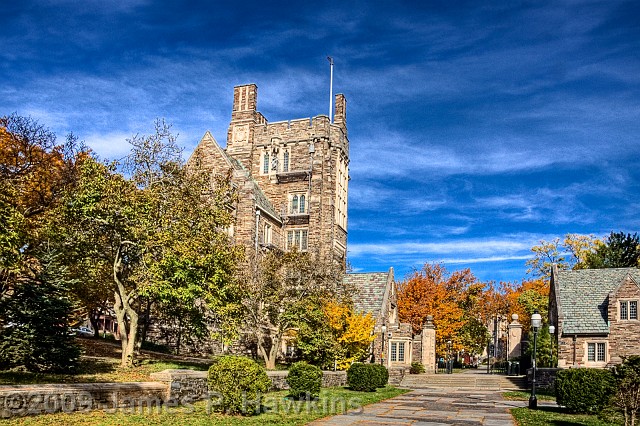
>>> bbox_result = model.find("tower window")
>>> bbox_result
[283,151,289,172]
[263,152,270,174]
[287,229,308,251]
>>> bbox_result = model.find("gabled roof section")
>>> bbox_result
[188,132,281,224]
[556,267,640,335]
[344,270,393,319]
[252,178,281,223]
[187,131,238,171]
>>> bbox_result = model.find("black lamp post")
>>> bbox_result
[549,325,555,368]
[447,340,453,374]
[529,310,542,409]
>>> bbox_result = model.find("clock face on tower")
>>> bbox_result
[233,125,248,143]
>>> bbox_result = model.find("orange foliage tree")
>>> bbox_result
[397,263,480,356]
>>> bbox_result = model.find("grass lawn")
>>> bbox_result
[502,391,556,402]
[0,386,409,425]
[511,406,620,426]
[0,339,211,385]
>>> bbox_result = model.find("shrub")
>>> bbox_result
[371,364,389,387]
[556,368,615,414]
[347,363,379,392]
[207,356,271,415]
[410,362,425,374]
[286,361,322,399]
[608,355,640,425]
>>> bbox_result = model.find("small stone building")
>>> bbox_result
[549,265,640,367]
[344,269,436,371]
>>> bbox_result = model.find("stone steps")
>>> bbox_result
[400,373,528,390]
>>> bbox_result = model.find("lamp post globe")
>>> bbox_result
[529,310,542,409]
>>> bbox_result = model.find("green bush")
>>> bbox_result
[347,363,379,392]
[207,356,271,415]
[371,364,389,387]
[410,362,425,374]
[286,361,322,399]
[555,368,615,414]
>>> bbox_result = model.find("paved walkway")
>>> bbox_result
[308,387,536,426]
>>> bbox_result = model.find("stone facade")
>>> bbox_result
[189,84,349,264]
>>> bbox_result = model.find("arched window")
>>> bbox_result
[283,151,289,172]
[291,195,298,214]
[263,152,270,174]
[299,195,305,213]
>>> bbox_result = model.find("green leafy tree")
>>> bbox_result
[0,252,81,372]
[238,250,342,369]
[609,356,640,426]
[584,232,640,269]
[57,120,241,366]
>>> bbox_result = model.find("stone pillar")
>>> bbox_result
[421,315,436,373]
[507,314,522,360]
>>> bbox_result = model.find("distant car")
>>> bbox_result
[73,326,94,337]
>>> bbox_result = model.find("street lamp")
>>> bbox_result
[381,325,387,365]
[549,325,555,368]
[447,340,453,374]
[529,310,542,409]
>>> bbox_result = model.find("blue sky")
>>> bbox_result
[2,0,639,283]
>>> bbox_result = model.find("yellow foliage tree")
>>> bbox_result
[323,301,375,370]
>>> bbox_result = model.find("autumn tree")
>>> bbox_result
[526,234,600,277]
[296,300,375,370]
[238,249,342,369]
[397,263,478,356]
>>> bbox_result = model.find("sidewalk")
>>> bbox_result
[308,387,538,426]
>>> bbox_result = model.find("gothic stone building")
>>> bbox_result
[549,265,640,368]
[189,84,349,263]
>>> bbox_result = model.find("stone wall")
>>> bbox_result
[0,382,167,419]
[526,367,560,391]
[608,275,640,365]
[1,369,350,419]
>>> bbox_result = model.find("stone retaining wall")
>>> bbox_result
[527,367,560,391]
[0,382,167,419]
[149,369,348,401]
[1,369,349,418]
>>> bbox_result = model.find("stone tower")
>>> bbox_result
[191,84,349,264]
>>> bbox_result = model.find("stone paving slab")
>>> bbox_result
[308,388,530,425]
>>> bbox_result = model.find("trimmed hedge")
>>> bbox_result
[347,363,386,391]
[410,362,425,374]
[286,361,322,399]
[555,368,615,414]
[207,356,271,415]
[372,364,389,387]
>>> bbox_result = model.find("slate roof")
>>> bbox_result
[343,271,390,319]
[556,267,640,334]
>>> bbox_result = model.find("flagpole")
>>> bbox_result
[328,56,334,123]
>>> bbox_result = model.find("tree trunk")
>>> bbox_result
[113,242,139,368]
[89,308,101,338]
